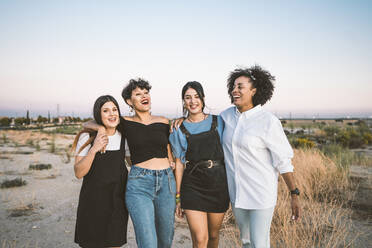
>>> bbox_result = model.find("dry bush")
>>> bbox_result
[29,163,52,170]
[222,149,357,248]
[273,149,357,248]
[0,178,27,188]
[7,203,36,217]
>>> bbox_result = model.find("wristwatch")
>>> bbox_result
[290,188,300,196]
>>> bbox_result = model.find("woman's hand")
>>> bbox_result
[170,117,185,133]
[91,133,108,154]
[97,127,107,153]
[176,203,184,218]
[169,161,176,170]
[290,195,301,221]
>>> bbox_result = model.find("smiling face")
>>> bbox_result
[183,88,204,115]
[127,87,151,112]
[100,101,120,129]
[231,76,257,112]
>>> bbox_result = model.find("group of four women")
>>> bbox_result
[72,65,301,248]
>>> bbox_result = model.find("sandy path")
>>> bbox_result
[0,131,194,248]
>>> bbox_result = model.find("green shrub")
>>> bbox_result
[35,140,40,151]
[336,128,368,148]
[49,135,56,153]
[320,144,368,169]
[1,177,27,188]
[26,139,34,147]
[292,138,315,149]
[29,163,52,170]
[323,126,341,137]
[2,133,7,143]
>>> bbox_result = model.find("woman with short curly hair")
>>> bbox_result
[221,65,301,248]
[83,78,176,248]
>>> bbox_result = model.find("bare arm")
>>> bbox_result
[167,144,175,169]
[281,172,301,220]
[125,156,132,167]
[82,120,107,152]
[74,133,108,179]
[82,120,106,133]
[175,158,184,218]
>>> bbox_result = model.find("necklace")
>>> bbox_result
[187,113,207,123]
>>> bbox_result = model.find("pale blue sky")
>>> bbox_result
[0,0,371,118]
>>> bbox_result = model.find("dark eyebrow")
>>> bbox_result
[184,93,199,97]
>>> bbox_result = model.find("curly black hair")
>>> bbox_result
[121,78,152,105]
[227,65,275,106]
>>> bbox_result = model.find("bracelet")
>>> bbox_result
[176,192,181,204]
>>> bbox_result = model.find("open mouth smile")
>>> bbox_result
[141,99,149,105]
[108,117,117,122]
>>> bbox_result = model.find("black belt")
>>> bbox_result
[185,160,224,175]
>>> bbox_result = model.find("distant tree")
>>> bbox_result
[53,117,59,124]
[48,111,51,123]
[15,117,27,126]
[37,115,48,123]
[0,117,11,127]
[26,110,30,125]
[72,117,82,122]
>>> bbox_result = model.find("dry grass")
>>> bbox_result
[7,203,36,217]
[222,149,358,248]
[1,239,40,248]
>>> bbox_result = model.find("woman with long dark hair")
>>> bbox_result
[169,81,229,248]
[83,78,176,248]
[72,95,128,248]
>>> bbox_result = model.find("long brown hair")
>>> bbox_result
[71,128,98,155]
[71,95,122,155]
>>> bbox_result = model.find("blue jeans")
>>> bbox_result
[232,204,275,248]
[125,165,176,248]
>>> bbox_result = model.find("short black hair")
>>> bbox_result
[93,95,121,126]
[181,81,206,116]
[121,78,152,105]
[227,65,275,106]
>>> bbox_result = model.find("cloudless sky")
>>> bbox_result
[0,0,371,118]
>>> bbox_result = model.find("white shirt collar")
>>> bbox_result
[235,105,262,119]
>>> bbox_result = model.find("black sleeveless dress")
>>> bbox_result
[74,134,128,248]
[180,115,229,213]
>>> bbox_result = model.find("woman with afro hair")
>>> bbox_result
[220,65,301,248]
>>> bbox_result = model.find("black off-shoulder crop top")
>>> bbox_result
[121,118,169,165]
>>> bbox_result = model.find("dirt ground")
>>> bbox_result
[1,130,371,248]
[0,130,238,248]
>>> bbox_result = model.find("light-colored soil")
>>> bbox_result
[0,130,240,247]
[1,130,371,248]
[0,130,195,247]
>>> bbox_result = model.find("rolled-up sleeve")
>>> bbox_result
[264,117,294,174]
[169,130,187,162]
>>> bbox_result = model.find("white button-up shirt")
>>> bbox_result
[221,105,294,209]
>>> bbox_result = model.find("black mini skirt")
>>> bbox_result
[180,160,230,213]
